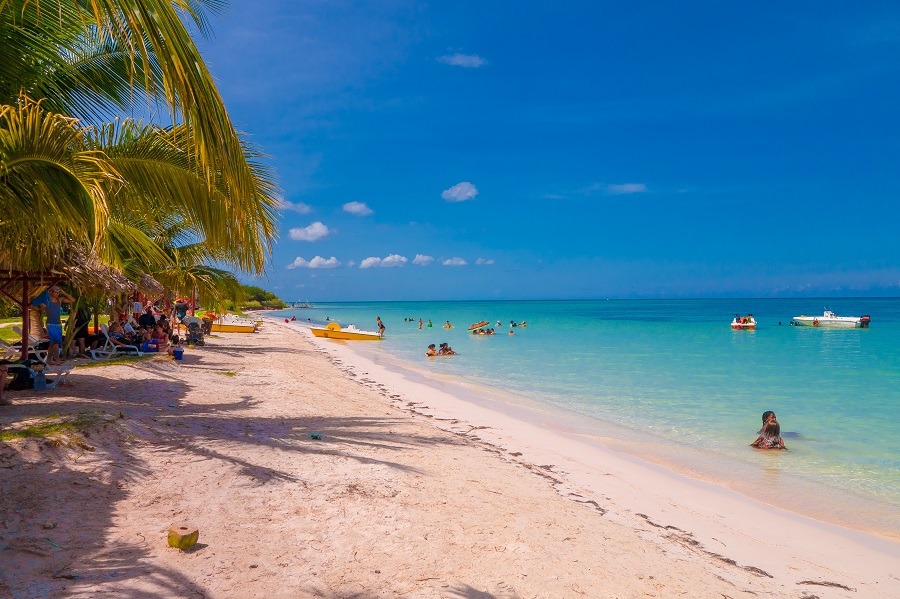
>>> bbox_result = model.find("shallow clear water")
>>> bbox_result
[275,299,900,534]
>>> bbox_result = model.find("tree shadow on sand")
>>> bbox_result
[0,353,466,596]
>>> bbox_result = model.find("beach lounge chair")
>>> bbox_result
[89,324,143,360]
[10,326,49,364]
[0,337,21,361]
[1,360,72,391]
[43,364,73,389]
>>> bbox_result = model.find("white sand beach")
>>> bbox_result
[0,321,897,598]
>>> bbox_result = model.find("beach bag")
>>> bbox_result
[6,366,33,390]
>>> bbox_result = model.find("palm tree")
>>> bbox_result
[1,0,279,275]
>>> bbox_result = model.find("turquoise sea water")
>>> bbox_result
[274,299,900,535]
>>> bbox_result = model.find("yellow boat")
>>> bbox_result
[310,322,382,340]
[210,322,257,333]
[208,315,258,333]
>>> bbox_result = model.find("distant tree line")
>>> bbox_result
[231,285,286,311]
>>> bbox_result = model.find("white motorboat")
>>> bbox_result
[791,310,870,329]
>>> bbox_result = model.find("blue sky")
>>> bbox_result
[194,1,900,301]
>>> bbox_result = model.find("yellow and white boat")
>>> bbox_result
[209,314,258,333]
[310,322,382,340]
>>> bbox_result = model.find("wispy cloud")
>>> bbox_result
[442,181,478,202]
[438,53,487,68]
[343,201,373,216]
[606,183,648,195]
[286,256,341,269]
[281,199,313,214]
[360,254,408,268]
[413,254,435,266]
[442,257,467,266]
[543,193,566,200]
[288,221,330,242]
[475,258,495,265]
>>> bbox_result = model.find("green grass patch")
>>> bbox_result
[75,355,145,368]
[0,412,103,445]
[0,327,18,343]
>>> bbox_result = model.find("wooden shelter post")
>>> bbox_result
[21,277,29,360]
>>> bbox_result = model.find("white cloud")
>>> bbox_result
[286,256,341,269]
[360,254,408,268]
[413,254,434,266]
[308,256,340,268]
[438,53,487,68]
[281,199,312,214]
[381,254,408,267]
[442,181,478,202]
[475,258,495,265]
[606,183,648,195]
[288,221,330,242]
[343,201,373,216]
[346,260,356,268]
[443,257,467,266]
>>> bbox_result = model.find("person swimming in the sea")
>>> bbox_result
[751,411,786,450]
[437,342,456,355]
[425,344,437,357]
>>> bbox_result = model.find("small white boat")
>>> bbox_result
[731,315,756,330]
[791,310,871,329]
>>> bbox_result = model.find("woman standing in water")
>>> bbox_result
[751,411,786,450]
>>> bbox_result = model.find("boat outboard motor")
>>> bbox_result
[860,315,871,328]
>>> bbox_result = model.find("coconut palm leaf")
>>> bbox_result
[0,3,162,121]
[1,0,262,210]
[0,96,118,271]
[90,120,278,273]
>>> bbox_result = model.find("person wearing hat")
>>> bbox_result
[32,285,74,365]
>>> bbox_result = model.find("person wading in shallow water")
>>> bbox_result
[751,411,786,450]
[376,316,385,338]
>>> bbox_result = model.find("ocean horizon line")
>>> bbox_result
[282,295,900,304]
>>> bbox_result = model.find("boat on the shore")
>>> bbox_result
[209,314,259,333]
[310,322,382,340]
[791,310,871,329]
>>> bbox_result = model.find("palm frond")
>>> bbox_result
[0,96,118,271]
